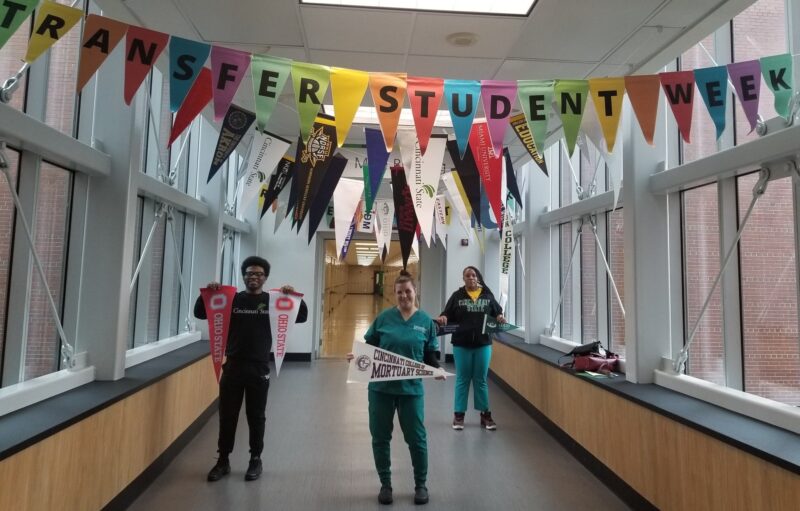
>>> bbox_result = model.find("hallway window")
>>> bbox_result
[144,69,172,181]
[607,208,625,358]
[558,222,574,340]
[43,0,86,136]
[0,17,29,112]
[679,34,718,164]
[0,149,20,376]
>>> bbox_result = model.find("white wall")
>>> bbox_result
[440,227,483,355]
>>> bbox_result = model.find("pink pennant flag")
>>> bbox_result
[659,71,695,144]
[210,46,251,122]
[727,60,762,133]
[480,80,517,158]
[407,76,444,156]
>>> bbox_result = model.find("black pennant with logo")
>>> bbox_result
[207,104,256,183]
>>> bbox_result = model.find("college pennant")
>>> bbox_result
[694,66,728,139]
[441,170,471,238]
[24,1,83,63]
[347,341,450,384]
[272,183,293,233]
[760,54,793,120]
[261,156,295,218]
[292,114,337,228]
[503,149,523,207]
[251,54,292,132]
[480,80,517,158]
[623,75,660,145]
[390,164,417,270]
[498,208,514,310]
[268,289,304,377]
[330,67,369,146]
[396,128,418,183]
[447,140,482,225]
[307,154,348,242]
[555,79,589,156]
[407,76,444,155]
[76,15,129,92]
[206,104,256,183]
[410,135,447,246]
[168,67,212,145]
[365,127,391,212]
[0,0,37,52]
[369,72,408,151]
[292,62,331,143]
[200,285,238,383]
[517,80,554,164]
[588,77,625,153]
[333,178,364,259]
[509,113,548,176]
[169,36,210,112]
[123,26,169,105]
[375,198,395,258]
[434,195,448,246]
[727,60,762,133]
[469,121,503,228]
[239,130,291,210]
[659,71,695,143]
[444,80,481,158]
[210,46,250,121]
[482,314,519,334]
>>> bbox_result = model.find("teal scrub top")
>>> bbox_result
[364,307,439,395]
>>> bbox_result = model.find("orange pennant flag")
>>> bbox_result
[369,72,407,151]
[407,76,444,156]
[77,15,129,92]
[623,75,661,145]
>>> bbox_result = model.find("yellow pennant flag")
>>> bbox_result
[451,171,472,218]
[588,77,626,153]
[330,67,369,147]
[25,2,85,63]
[369,72,407,151]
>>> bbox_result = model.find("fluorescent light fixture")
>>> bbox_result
[325,105,453,128]
[301,0,535,16]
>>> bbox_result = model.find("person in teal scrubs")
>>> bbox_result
[348,270,443,506]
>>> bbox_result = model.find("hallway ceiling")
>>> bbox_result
[99,0,755,164]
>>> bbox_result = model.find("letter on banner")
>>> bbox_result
[623,75,660,145]
[333,178,364,259]
[469,121,503,228]
[480,80,517,158]
[240,130,291,209]
[588,77,625,153]
[727,60,762,133]
[268,289,304,377]
[444,79,481,158]
[693,66,728,139]
[407,76,444,156]
[411,134,447,246]
[211,46,251,121]
[357,201,376,234]
[169,67,213,145]
[307,154,348,242]
[365,127,391,212]
[509,113,548,176]
[369,72,407,151]
[330,67,369,146]
[0,0,38,52]
[124,26,169,105]
[391,164,418,270]
[347,341,451,384]
[292,61,331,143]
[760,54,793,120]
[517,79,554,164]
[25,1,84,63]
[200,285,238,382]
[659,70,695,143]
[251,54,292,132]
[207,104,256,183]
[555,79,589,157]
[169,36,211,112]
[76,15,129,92]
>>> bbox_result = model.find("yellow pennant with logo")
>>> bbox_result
[25,2,84,63]
[330,67,369,147]
[588,77,626,153]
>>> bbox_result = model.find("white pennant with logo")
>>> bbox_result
[375,197,395,258]
[434,195,448,247]
[333,178,364,258]
[408,135,447,247]
[396,128,417,184]
[268,289,304,377]
[239,131,291,210]
[347,341,452,383]
[357,202,376,233]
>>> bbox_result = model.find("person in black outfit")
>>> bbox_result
[194,255,307,482]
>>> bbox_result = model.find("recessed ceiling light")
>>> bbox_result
[300,0,536,16]
[446,32,478,47]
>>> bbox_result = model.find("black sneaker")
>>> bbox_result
[245,457,262,481]
[207,457,230,481]
[414,486,429,505]
[378,485,393,505]
[480,411,497,430]
[452,412,465,430]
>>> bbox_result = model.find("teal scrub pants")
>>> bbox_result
[453,345,492,413]
[368,389,428,487]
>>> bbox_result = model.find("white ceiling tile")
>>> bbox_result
[123,0,199,37]
[308,50,406,72]
[409,13,526,58]
[405,55,501,80]
[174,0,304,45]
[603,26,684,68]
[301,6,415,53]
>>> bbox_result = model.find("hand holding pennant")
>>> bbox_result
[482,314,518,335]
[268,288,304,378]
[347,341,452,384]
[200,285,238,382]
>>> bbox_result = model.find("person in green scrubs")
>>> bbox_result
[348,270,444,506]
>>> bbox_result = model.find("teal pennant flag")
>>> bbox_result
[169,37,211,112]
[760,53,794,120]
[694,66,728,139]
[444,80,481,158]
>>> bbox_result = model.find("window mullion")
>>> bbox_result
[596,214,610,346]
[718,177,744,390]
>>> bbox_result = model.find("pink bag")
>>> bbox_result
[572,353,619,373]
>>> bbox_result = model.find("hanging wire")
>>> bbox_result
[0,142,74,368]
[673,167,770,373]
[129,202,167,294]
[546,218,583,336]
[165,207,192,331]
[230,135,256,215]
[168,124,193,184]
[560,143,583,197]
[589,215,625,317]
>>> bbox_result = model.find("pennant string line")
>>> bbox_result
[0,141,74,368]
[589,215,625,318]
[560,142,583,197]
[129,202,167,294]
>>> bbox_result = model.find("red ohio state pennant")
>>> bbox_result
[200,285,237,382]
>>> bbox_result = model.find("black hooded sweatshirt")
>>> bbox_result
[440,287,502,348]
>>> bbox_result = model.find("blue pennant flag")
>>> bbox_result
[169,37,211,112]
[365,127,391,211]
[444,80,481,158]
[693,66,728,139]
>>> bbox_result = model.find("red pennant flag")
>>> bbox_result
[469,121,503,228]
[659,71,695,144]
[407,76,444,156]
[77,15,128,92]
[124,26,169,105]
[169,67,212,145]
[200,285,238,383]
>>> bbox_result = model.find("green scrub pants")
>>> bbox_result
[453,345,492,413]
[368,389,428,487]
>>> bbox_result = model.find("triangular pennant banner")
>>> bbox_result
[407,76,444,156]
[207,104,256,183]
[410,135,447,246]
[509,112,548,176]
[168,67,212,145]
[347,341,449,384]
[588,77,625,153]
[760,53,793,120]
[469,121,503,228]
[444,80,481,158]
[441,171,471,238]
[169,36,210,112]
[390,164,417,270]
[251,54,292,132]
[0,0,37,53]
[434,195,448,247]
[261,156,295,218]
[517,79,554,163]
[554,79,589,156]
[25,2,83,63]
[498,209,514,310]
[365,127,391,212]
[307,154,348,242]
[369,72,407,151]
[199,285,238,383]
[623,75,660,145]
[447,139,482,225]
[375,197,394,257]
[123,26,169,105]
[503,149,522,207]
[727,60,762,133]
[333,178,364,259]
[330,67,369,146]
[210,46,251,121]
[268,289,304,377]
[292,61,331,143]
[292,114,337,227]
[480,80,517,158]
[659,71,695,144]
[396,128,417,184]
[240,130,291,209]
[76,15,129,92]
[693,65,728,139]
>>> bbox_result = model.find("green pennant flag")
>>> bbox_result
[760,53,793,120]
[292,61,331,144]
[0,0,38,52]
[251,54,292,132]
[517,80,554,161]
[555,79,589,156]
[482,314,519,335]
[362,163,371,210]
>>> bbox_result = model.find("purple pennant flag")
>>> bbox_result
[480,80,517,157]
[210,46,251,122]
[365,127,391,212]
[727,60,762,133]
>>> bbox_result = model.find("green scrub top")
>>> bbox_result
[364,307,439,396]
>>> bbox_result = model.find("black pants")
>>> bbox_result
[217,359,270,457]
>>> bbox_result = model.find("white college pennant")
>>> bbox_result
[333,178,364,258]
[268,289,304,377]
[347,341,451,383]
[238,130,291,210]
